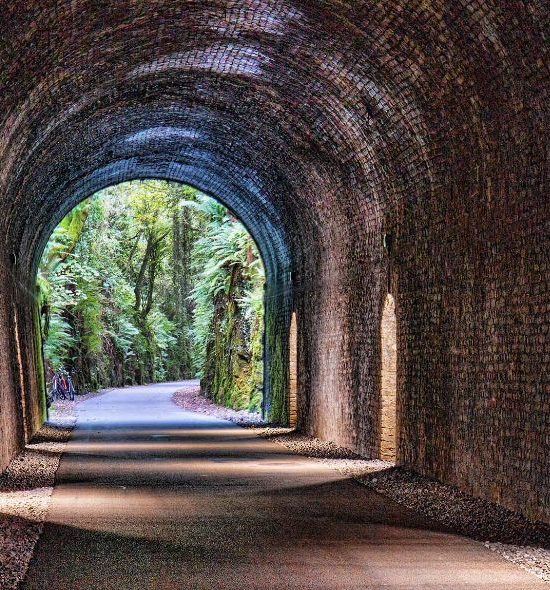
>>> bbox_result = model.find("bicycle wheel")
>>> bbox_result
[56,387,63,400]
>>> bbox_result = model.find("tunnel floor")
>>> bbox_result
[22,382,544,589]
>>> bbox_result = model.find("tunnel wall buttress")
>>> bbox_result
[0,261,23,472]
[263,279,291,423]
[0,262,45,471]
[0,0,548,524]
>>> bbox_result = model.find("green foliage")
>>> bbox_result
[38,180,265,413]
[264,300,289,423]
[190,195,265,412]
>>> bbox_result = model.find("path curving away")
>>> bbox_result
[22,382,546,589]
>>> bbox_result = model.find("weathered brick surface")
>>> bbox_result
[289,311,298,428]
[0,1,548,523]
[380,294,397,462]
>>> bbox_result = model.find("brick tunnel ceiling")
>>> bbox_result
[1,0,549,522]
[1,0,543,279]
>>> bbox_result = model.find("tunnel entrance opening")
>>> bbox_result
[380,293,397,462]
[36,179,269,418]
[0,0,548,539]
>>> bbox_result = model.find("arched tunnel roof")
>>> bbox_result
[2,0,544,288]
[0,0,549,524]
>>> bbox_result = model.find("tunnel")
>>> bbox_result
[0,0,548,528]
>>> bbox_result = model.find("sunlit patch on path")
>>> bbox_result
[20,382,548,589]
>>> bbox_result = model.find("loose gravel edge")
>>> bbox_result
[172,384,266,426]
[0,388,108,590]
[173,385,550,583]
[0,418,74,590]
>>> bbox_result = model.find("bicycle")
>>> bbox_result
[47,370,76,404]
[64,372,76,401]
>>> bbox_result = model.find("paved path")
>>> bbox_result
[23,382,544,589]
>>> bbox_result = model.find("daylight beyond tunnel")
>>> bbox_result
[38,180,267,415]
[0,0,548,527]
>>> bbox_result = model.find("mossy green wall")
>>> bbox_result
[32,292,48,422]
[263,282,290,425]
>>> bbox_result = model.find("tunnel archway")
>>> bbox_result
[30,171,294,428]
[0,0,548,525]
[35,178,278,418]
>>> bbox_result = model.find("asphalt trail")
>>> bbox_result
[23,382,545,589]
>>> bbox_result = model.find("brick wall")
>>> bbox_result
[0,262,24,472]
[380,294,397,462]
[0,0,548,523]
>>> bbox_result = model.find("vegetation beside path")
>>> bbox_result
[38,180,265,413]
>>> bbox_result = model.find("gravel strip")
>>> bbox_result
[172,384,265,426]
[356,467,550,548]
[485,543,550,583]
[171,384,550,583]
[0,389,103,589]
[0,421,73,590]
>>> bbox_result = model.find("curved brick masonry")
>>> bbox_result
[380,294,397,462]
[0,1,548,524]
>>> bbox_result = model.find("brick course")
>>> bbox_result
[0,0,548,523]
[380,294,397,462]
